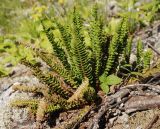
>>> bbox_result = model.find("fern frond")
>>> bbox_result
[55,22,80,80]
[19,42,78,88]
[67,77,89,102]
[36,99,62,122]
[36,98,48,122]
[11,99,39,107]
[46,98,85,113]
[43,92,67,103]
[41,21,71,70]
[124,36,132,63]
[143,48,153,69]
[21,59,72,99]
[12,85,45,93]
[90,4,104,79]
[72,9,93,83]
[105,17,129,75]
[117,17,129,53]
[55,22,72,56]
[104,33,119,76]
[35,50,78,88]
[45,104,61,113]
[100,35,111,74]
[45,99,82,112]
[114,17,129,67]
[83,87,96,102]
[65,77,96,108]
[137,39,143,70]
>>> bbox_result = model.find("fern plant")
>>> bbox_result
[11,4,153,127]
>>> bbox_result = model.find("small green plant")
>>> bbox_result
[0,35,35,77]
[119,37,153,78]
[118,0,160,31]
[11,4,153,127]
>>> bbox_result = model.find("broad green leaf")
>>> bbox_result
[99,74,122,93]
[99,74,122,86]
[105,74,122,85]
[99,73,107,83]
[100,83,109,93]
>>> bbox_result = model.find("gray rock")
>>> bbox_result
[0,87,34,129]
[105,0,121,16]
[0,64,50,129]
[132,21,160,66]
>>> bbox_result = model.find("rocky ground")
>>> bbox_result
[0,65,40,129]
[0,21,160,129]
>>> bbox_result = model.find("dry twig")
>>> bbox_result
[87,89,130,129]
[144,114,159,129]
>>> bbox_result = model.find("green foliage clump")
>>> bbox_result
[119,37,153,78]
[118,0,160,30]
[11,4,153,127]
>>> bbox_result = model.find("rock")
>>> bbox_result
[105,0,121,16]
[119,113,129,123]
[133,21,160,49]
[109,117,117,125]
[0,86,34,129]
[130,53,137,64]
[0,64,51,129]
[5,63,13,67]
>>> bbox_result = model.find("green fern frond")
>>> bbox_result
[21,59,72,99]
[41,21,70,70]
[45,99,82,112]
[105,17,129,75]
[35,50,78,88]
[45,98,86,113]
[143,48,153,69]
[117,17,129,51]
[137,39,143,70]
[72,9,93,83]
[55,21,80,80]
[104,33,119,76]
[45,104,61,113]
[19,42,78,88]
[43,92,67,105]
[90,4,104,79]
[115,17,129,66]
[55,21,72,56]
[11,99,39,108]
[63,100,87,110]
[36,99,62,122]
[83,86,96,102]
[100,35,111,74]
[124,36,132,63]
